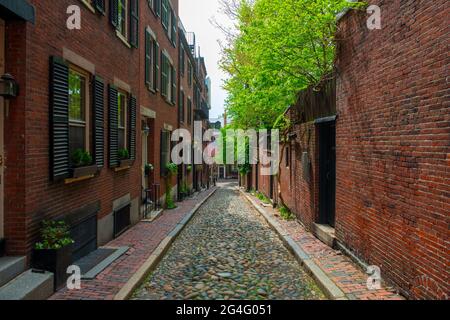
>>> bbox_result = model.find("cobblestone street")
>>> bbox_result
[133,182,325,300]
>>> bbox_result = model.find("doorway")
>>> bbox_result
[318,121,336,227]
[0,19,5,245]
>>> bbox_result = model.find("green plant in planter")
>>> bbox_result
[71,149,93,168]
[186,165,193,173]
[164,162,178,209]
[118,148,129,160]
[35,220,74,250]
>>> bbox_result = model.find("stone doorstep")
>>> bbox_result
[313,223,337,249]
[0,269,54,300]
[141,209,164,223]
[0,256,27,288]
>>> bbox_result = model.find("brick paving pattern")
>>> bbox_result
[50,188,216,300]
[245,191,405,300]
[133,182,324,300]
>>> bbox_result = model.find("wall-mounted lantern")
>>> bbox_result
[0,74,19,98]
[142,122,150,136]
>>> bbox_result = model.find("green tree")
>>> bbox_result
[220,0,364,129]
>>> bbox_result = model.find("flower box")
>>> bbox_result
[31,244,73,291]
[71,164,98,179]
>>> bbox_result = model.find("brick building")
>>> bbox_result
[247,0,449,299]
[0,0,212,282]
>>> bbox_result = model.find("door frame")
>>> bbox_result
[317,120,336,227]
[0,18,5,240]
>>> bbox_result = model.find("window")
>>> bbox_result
[161,53,168,97]
[187,98,192,125]
[118,90,128,150]
[161,52,176,104]
[179,90,185,123]
[180,47,185,77]
[161,0,169,30]
[111,0,138,47]
[145,29,158,91]
[161,0,176,45]
[117,0,128,37]
[188,62,192,87]
[68,66,90,161]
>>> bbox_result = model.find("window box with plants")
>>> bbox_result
[117,149,134,170]
[31,220,74,290]
[70,149,98,179]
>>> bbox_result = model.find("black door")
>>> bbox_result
[318,122,336,227]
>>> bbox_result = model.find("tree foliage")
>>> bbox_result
[220,0,363,129]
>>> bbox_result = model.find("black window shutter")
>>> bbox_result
[171,66,176,104]
[171,10,177,45]
[145,30,151,86]
[93,0,106,14]
[93,76,105,168]
[129,0,139,48]
[50,56,70,181]
[154,41,160,91]
[128,95,137,160]
[156,0,161,17]
[108,85,119,168]
[109,0,118,28]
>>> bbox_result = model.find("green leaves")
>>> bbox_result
[221,0,363,129]
[35,220,74,250]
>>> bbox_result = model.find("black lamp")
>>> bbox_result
[0,74,19,98]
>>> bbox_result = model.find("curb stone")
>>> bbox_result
[114,188,218,300]
[239,188,347,300]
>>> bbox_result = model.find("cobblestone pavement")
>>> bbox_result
[133,182,325,300]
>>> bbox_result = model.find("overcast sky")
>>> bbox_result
[179,0,230,120]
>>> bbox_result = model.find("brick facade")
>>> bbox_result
[0,0,213,263]
[335,0,449,300]
[248,0,449,300]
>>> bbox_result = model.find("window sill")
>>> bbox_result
[116,30,132,48]
[114,159,134,172]
[147,85,156,94]
[80,0,96,14]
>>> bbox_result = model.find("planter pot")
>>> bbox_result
[31,245,73,291]
[119,159,134,168]
[71,164,98,179]
[0,238,5,257]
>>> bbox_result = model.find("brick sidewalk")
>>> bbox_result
[51,187,216,300]
[242,191,405,300]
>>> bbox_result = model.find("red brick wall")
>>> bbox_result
[335,0,449,299]
[4,20,28,255]
[139,0,180,197]
[5,0,144,256]
[278,120,319,230]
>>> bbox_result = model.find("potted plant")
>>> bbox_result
[31,220,74,290]
[164,162,178,209]
[70,149,97,178]
[144,163,154,177]
[118,148,133,167]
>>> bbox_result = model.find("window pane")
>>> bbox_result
[69,125,86,157]
[69,70,85,122]
[118,128,125,150]
[118,92,126,128]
